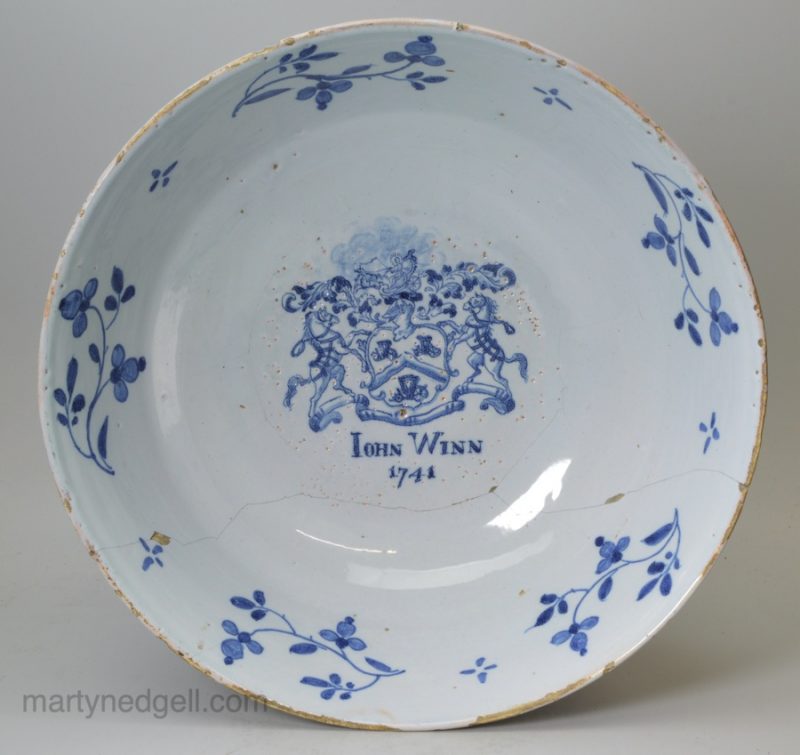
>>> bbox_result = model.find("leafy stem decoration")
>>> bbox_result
[220,590,404,701]
[232,35,447,116]
[528,509,682,656]
[634,163,738,347]
[53,267,146,475]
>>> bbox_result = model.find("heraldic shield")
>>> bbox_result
[281,224,529,431]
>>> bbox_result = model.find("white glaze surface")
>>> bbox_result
[39,21,764,729]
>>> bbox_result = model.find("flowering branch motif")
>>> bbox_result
[232,35,447,117]
[220,590,404,701]
[635,163,738,347]
[528,510,682,656]
[53,267,146,475]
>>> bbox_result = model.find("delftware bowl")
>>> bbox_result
[39,20,766,730]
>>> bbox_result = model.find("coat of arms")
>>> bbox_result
[281,223,529,432]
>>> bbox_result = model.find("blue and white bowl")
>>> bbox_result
[38,19,766,729]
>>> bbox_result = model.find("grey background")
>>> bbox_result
[1,0,797,752]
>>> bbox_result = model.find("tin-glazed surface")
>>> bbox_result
[39,19,766,730]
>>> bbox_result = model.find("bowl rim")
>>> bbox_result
[37,17,768,730]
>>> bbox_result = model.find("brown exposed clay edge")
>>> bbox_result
[38,18,767,731]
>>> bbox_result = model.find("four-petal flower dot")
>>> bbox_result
[58,278,99,337]
[149,161,178,192]
[708,287,739,346]
[551,616,599,656]
[460,657,498,684]
[595,535,630,573]
[319,616,367,651]
[641,215,679,266]
[699,411,721,454]
[139,537,164,571]
[109,345,146,402]
[296,79,354,110]
[384,35,445,67]
[221,620,264,665]
[533,86,572,110]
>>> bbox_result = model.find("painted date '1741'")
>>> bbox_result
[389,465,435,488]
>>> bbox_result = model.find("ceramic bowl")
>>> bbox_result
[39,19,766,730]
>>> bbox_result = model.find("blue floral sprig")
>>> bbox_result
[699,411,720,454]
[460,656,498,684]
[232,36,447,116]
[139,537,165,570]
[149,160,177,192]
[634,163,738,347]
[220,590,403,701]
[528,510,682,656]
[533,86,572,110]
[53,267,145,475]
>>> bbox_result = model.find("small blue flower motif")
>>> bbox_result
[384,36,447,92]
[699,411,721,454]
[708,287,739,345]
[319,616,367,651]
[109,345,146,402]
[301,673,359,701]
[551,616,599,656]
[594,535,630,573]
[58,278,99,338]
[149,161,178,192]
[230,590,268,621]
[533,86,572,110]
[460,657,498,684]
[385,35,445,67]
[641,214,679,266]
[296,79,354,110]
[139,537,164,571]
[221,619,264,665]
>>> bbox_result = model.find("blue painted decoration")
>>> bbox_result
[232,36,447,116]
[220,590,403,701]
[635,163,738,347]
[460,657,498,684]
[533,86,572,110]
[53,267,146,475]
[140,537,166,571]
[149,160,178,192]
[282,222,528,431]
[699,411,720,454]
[528,509,682,656]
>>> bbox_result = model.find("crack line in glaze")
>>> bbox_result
[38,19,766,731]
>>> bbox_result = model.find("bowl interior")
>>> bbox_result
[40,21,764,729]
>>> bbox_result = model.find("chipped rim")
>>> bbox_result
[37,18,767,731]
